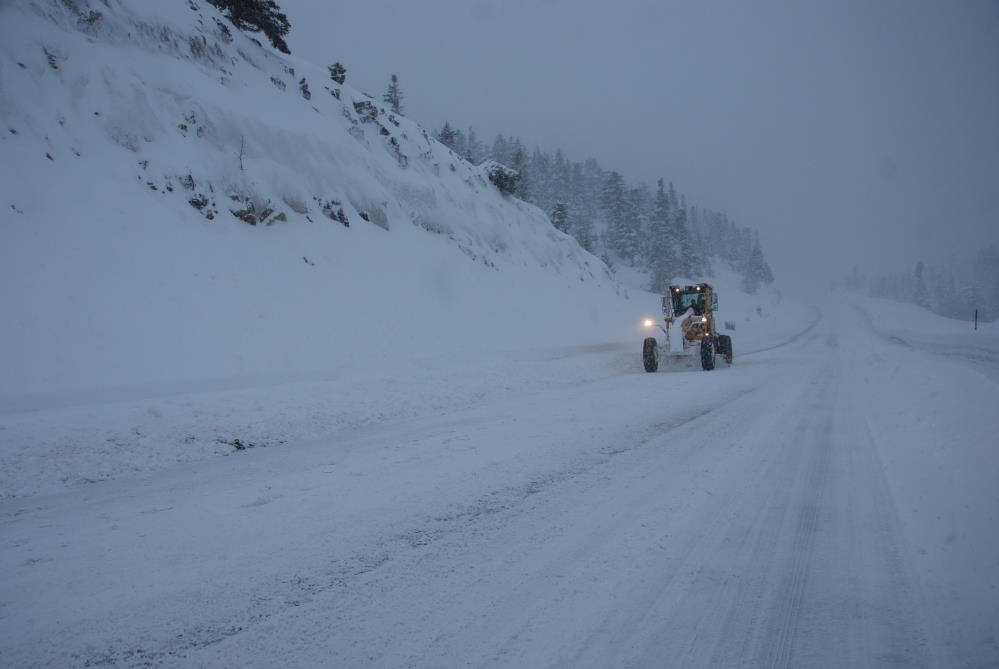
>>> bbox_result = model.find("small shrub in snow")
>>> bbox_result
[388,136,408,168]
[314,198,349,227]
[43,47,60,70]
[231,207,256,225]
[481,160,519,196]
[270,76,286,91]
[214,18,233,43]
[78,10,103,30]
[328,62,346,84]
[298,78,310,100]
[352,100,378,123]
[217,437,255,451]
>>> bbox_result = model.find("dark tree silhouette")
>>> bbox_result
[208,0,291,54]
[383,74,404,115]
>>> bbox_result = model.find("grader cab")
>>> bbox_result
[642,283,733,372]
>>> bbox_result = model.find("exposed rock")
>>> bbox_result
[352,100,378,122]
[231,208,256,225]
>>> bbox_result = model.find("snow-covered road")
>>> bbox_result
[2,301,997,668]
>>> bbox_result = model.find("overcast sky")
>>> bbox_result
[280,0,999,289]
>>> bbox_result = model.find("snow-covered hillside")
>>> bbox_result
[0,0,814,497]
[0,0,640,401]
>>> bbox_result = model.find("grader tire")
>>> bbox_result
[643,337,659,373]
[700,337,716,371]
[718,334,733,366]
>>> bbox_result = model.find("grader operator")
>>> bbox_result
[642,283,733,372]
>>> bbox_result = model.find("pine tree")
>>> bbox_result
[208,0,291,54]
[647,179,677,293]
[383,73,404,115]
[451,128,468,160]
[491,134,511,165]
[464,126,483,164]
[621,187,644,264]
[679,206,708,278]
[437,121,458,151]
[601,172,630,261]
[511,143,531,201]
[530,147,553,211]
[741,235,773,294]
[913,261,929,308]
[571,211,595,253]
[846,265,863,290]
[666,182,692,277]
[550,201,570,234]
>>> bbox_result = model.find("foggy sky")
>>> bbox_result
[279,0,999,289]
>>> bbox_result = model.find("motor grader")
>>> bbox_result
[642,283,733,372]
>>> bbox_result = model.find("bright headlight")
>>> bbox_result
[643,318,655,328]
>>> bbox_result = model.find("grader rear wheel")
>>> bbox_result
[718,334,733,366]
[643,337,659,373]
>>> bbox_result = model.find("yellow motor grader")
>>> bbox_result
[642,283,733,372]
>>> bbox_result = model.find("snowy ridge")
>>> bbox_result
[0,0,631,399]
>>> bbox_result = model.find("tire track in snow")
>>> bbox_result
[740,307,824,357]
[50,387,756,669]
[757,407,834,669]
[853,304,999,370]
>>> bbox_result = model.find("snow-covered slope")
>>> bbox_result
[0,0,817,497]
[0,0,636,401]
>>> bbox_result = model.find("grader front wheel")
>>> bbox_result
[700,337,716,371]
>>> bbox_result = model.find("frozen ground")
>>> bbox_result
[1,295,996,668]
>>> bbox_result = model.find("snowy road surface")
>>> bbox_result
[2,301,997,668]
